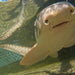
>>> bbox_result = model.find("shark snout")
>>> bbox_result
[42,2,75,28]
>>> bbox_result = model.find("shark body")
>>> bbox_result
[0,2,75,66]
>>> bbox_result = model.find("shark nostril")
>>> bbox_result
[44,19,49,25]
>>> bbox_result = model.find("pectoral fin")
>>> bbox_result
[20,44,49,66]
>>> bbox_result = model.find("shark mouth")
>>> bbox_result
[53,21,69,28]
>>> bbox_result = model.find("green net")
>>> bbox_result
[0,49,22,67]
[0,0,23,68]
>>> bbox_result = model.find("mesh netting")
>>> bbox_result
[0,0,23,67]
[0,49,22,67]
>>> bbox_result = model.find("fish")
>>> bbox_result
[0,2,75,66]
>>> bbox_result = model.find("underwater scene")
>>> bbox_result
[0,0,75,75]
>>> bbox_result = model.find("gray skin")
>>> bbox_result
[0,2,75,66]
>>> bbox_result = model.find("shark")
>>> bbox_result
[0,2,75,66]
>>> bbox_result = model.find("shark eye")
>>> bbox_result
[70,9,74,13]
[44,19,49,25]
